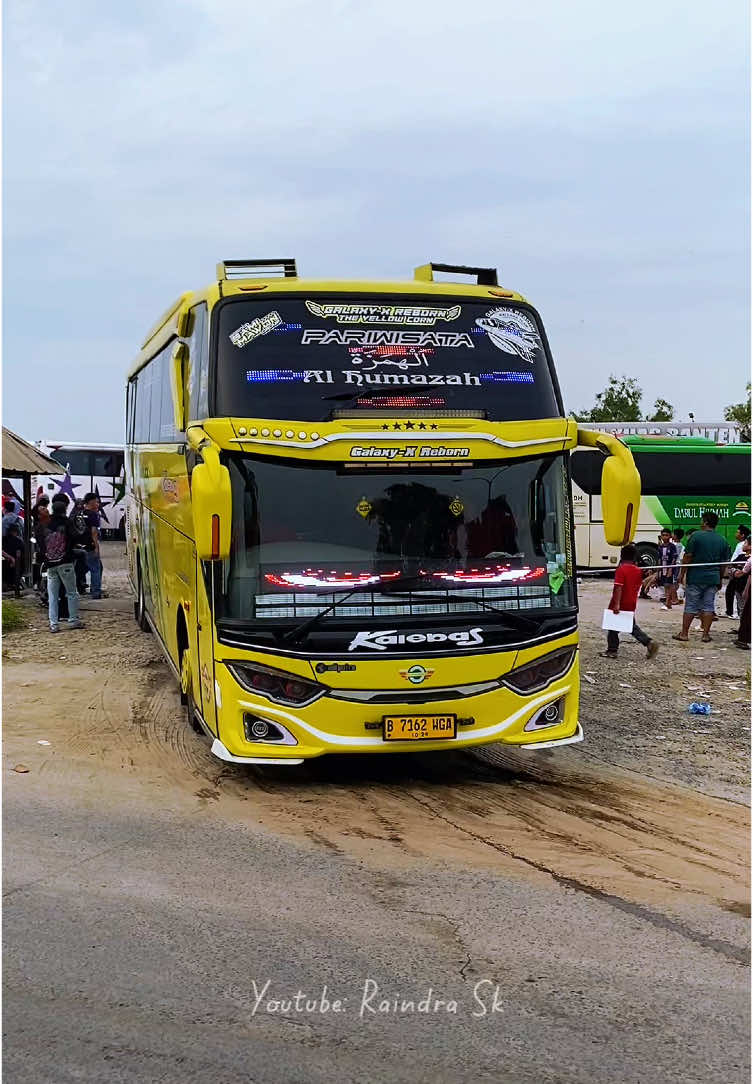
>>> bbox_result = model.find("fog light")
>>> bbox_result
[524,699,563,731]
[250,719,270,738]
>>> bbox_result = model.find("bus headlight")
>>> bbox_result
[502,646,576,694]
[226,661,325,707]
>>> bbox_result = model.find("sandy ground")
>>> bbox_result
[2,543,750,1082]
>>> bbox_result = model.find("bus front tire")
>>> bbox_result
[136,570,150,632]
[180,651,203,735]
[635,543,659,569]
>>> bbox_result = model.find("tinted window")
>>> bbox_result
[569,450,601,494]
[126,381,136,443]
[134,364,155,442]
[633,451,750,495]
[214,296,561,422]
[187,303,209,421]
[92,451,123,476]
[158,343,181,441]
[570,448,750,496]
[50,449,91,476]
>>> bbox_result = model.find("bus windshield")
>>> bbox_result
[214,297,561,422]
[216,453,575,626]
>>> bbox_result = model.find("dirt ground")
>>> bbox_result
[3,541,749,924]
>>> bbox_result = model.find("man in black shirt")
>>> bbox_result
[2,522,25,596]
[42,494,85,633]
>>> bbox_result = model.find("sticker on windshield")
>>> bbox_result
[474,308,540,363]
[355,497,372,519]
[349,346,432,372]
[229,311,283,349]
[306,301,461,326]
[301,329,474,348]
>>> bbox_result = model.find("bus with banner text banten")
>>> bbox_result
[571,436,751,569]
[125,259,639,765]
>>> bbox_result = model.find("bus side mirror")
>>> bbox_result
[577,428,641,546]
[601,454,640,545]
[191,445,231,560]
[171,343,187,434]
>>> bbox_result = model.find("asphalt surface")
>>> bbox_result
[2,545,749,1083]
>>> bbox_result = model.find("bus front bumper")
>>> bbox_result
[210,665,582,763]
[209,723,583,765]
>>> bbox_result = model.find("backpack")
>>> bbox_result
[70,506,89,546]
[44,524,68,564]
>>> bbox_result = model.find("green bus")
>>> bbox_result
[571,436,751,569]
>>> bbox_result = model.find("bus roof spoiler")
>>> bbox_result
[414,262,498,286]
[217,258,298,280]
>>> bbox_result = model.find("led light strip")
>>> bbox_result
[229,429,570,451]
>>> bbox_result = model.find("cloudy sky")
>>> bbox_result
[3,0,749,443]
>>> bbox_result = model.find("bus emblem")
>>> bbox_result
[400,665,435,684]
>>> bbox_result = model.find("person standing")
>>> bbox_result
[41,494,85,632]
[674,511,731,643]
[733,552,751,649]
[657,528,678,610]
[82,492,106,600]
[724,524,751,618]
[601,544,659,659]
[68,498,90,594]
[2,522,25,595]
[2,498,23,536]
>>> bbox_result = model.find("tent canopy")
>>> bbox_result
[2,427,63,476]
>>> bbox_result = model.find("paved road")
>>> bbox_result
[2,552,749,1082]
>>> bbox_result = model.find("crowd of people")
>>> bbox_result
[1,490,107,632]
[604,514,751,658]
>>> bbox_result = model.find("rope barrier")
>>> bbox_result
[576,559,746,577]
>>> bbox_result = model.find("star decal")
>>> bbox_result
[403,421,415,430]
[430,423,438,430]
[55,471,81,500]
[392,422,402,431]
[381,423,390,431]
[418,422,427,430]
[95,484,111,525]
[110,474,126,506]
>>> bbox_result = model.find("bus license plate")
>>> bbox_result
[383,715,457,741]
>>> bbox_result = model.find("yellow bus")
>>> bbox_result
[125,259,639,765]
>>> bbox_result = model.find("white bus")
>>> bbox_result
[34,441,126,540]
[571,436,751,569]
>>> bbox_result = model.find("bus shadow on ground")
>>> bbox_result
[235,744,572,791]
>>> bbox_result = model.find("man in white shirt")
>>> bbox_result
[725,524,751,618]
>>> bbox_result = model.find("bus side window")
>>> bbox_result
[158,340,183,442]
[186,303,208,422]
[127,379,137,443]
[570,450,600,495]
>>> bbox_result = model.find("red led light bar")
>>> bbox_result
[265,570,402,589]
[354,396,446,408]
[429,566,548,584]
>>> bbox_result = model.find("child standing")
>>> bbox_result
[658,528,679,610]
[601,544,660,659]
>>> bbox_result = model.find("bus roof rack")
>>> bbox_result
[217,259,298,280]
[414,262,498,286]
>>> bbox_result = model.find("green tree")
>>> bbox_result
[646,398,674,421]
[575,375,643,422]
[724,384,751,440]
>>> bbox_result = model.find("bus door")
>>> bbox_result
[195,559,218,735]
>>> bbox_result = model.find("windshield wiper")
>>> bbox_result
[378,576,540,630]
[281,581,391,644]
